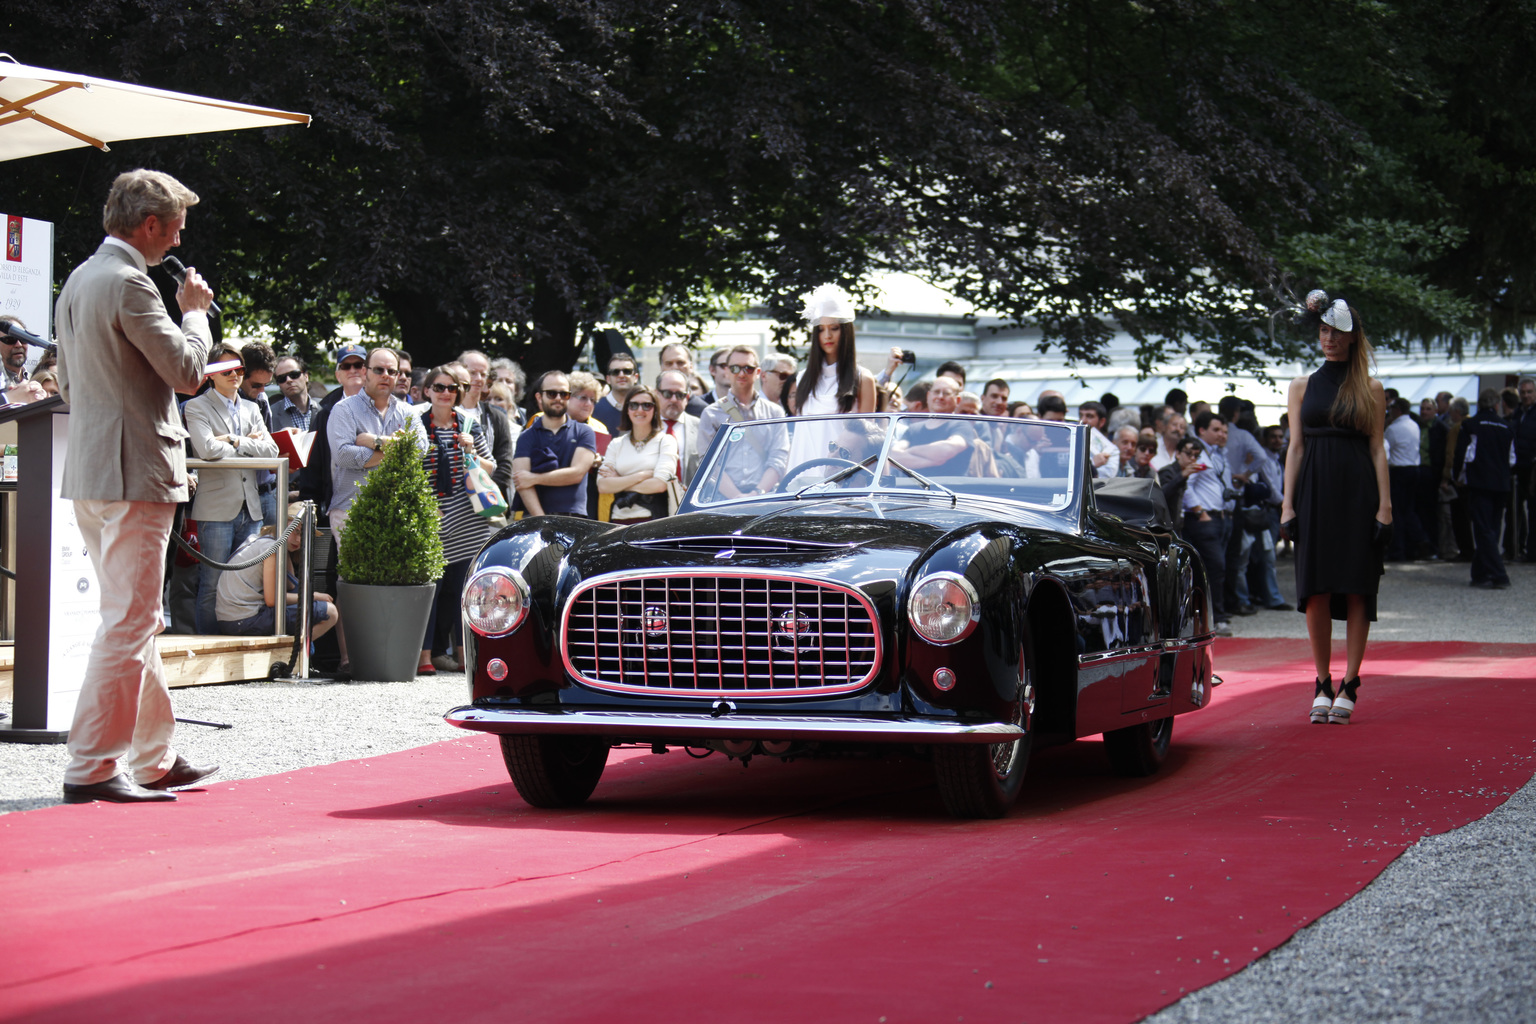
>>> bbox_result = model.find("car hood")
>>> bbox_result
[563,493,1061,584]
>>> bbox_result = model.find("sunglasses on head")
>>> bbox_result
[275,370,305,383]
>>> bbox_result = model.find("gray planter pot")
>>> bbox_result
[336,580,438,682]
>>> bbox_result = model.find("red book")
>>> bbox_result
[273,428,315,472]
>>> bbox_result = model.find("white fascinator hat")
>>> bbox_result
[800,284,857,325]
[1304,289,1354,333]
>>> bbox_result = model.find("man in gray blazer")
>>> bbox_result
[54,169,220,804]
[657,369,702,485]
[184,344,281,633]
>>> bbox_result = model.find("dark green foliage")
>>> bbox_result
[335,431,444,587]
[4,0,1532,372]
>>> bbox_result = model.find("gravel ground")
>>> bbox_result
[1,553,1532,1022]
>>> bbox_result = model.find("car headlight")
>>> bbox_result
[907,571,980,645]
[462,568,530,636]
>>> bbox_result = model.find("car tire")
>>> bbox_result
[499,734,609,807]
[1103,715,1173,777]
[933,729,1031,819]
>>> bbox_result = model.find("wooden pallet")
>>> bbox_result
[0,635,295,702]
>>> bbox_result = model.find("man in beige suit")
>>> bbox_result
[55,169,220,804]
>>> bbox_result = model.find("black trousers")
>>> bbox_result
[1184,515,1231,619]
[1467,488,1510,585]
[1387,465,1427,558]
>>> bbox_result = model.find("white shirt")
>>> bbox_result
[1384,415,1421,467]
[1086,427,1120,478]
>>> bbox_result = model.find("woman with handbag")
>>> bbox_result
[598,385,679,523]
[418,364,498,675]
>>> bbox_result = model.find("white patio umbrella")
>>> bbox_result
[0,54,310,162]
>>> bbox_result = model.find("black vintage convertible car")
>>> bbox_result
[447,412,1216,817]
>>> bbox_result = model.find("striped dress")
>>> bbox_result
[421,410,496,564]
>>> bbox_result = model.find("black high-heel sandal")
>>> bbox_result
[1330,677,1360,724]
[1310,676,1334,724]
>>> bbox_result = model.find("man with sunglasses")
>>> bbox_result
[457,348,516,500]
[696,346,788,496]
[760,355,797,414]
[271,356,313,432]
[656,369,702,485]
[511,371,598,517]
[660,343,710,416]
[327,347,428,539]
[591,352,637,434]
[0,315,47,404]
[297,344,369,514]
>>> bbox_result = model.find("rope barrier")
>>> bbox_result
[168,509,310,570]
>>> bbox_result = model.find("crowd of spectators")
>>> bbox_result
[115,326,1532,660]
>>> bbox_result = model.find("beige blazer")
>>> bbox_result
[183,388,280,521]
[56,242,211,503]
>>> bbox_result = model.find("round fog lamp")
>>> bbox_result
[487,658,509,682]
[908,572,980,645]
[933,667,956,691]
[462,569,530,636]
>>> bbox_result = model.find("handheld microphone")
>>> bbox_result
[160,256,222,315]
[0,319,56,354]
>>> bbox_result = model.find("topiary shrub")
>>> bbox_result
[336,429,446,586]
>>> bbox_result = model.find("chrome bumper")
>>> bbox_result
[444,706,1024,744]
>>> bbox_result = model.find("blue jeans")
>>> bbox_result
[195,508,260,635]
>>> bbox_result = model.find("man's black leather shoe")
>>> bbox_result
[142,755,220,791]
[63,774,177,804]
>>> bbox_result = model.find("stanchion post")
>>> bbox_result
[295,500,313,678]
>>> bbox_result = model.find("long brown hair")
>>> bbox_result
[1328,306,1378,434]
[795,322,860,413]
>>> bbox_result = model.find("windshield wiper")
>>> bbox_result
[886,457,959,506]
[793,455,879,498]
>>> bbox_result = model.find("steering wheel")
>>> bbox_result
[776,457,874,492]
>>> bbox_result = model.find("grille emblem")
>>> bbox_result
[773,609,818,652]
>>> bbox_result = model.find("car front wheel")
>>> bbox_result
[1103,715,1173,777]
[499,735,609,807]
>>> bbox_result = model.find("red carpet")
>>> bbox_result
[3,639,1534,1024]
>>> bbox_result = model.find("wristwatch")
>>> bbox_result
[373,438,383,452]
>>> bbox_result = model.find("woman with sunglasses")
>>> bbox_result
[787,285,876,471]
[598,385,679,523]
[416,364,497,675]
[183,344,280,634]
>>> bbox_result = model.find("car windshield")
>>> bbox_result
[688,412,1079,510]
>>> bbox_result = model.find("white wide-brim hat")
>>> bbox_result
[800,284,857,324]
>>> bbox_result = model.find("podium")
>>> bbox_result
[0,397,90,742]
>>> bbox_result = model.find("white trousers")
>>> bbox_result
[65,499,179,786]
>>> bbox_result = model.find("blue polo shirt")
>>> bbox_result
[512,416,598,516]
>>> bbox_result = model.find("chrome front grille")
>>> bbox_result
[562,571,881,697]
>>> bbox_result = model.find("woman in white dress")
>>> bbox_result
[786,284,877,471]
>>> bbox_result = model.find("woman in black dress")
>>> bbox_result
[1280,294,1391,725]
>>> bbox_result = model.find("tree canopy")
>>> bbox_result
[5,0,1532,376]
